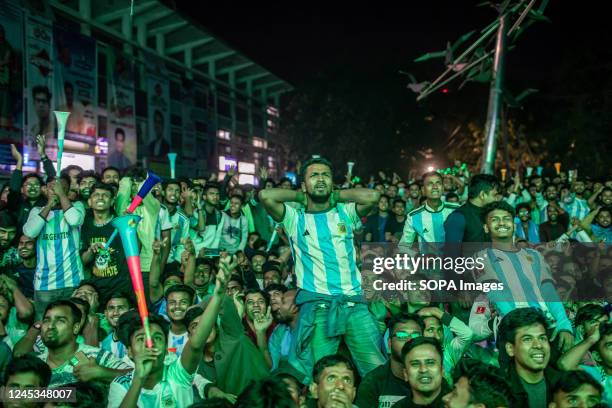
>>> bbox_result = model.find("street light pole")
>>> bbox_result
[480,13,508,175]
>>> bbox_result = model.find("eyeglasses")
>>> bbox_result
[392,331,420,341]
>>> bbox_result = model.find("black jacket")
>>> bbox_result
[505,363,562,408]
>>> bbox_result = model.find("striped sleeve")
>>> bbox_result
[96,348,131,370]
[281,203,298,236]
[23,207,46,238]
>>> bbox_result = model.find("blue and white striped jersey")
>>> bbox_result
[561,195,590,220]
[400,201,460,245]
[473,247,555,317]
[282,203,362,296]
[23,202,85,291]
[167,207,190,264]
[101,332,127,360]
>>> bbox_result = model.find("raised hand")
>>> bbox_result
[10,144,22,163]
[258,166,269,181]
[227,165,237,177]
[73,356,103,382]
[36,134,46,157]
[133,347,162,380]
[253,306,273,333]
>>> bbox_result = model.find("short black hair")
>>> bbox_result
[312,354,357,384]
[47,174,71,187]
[184,305,205,328]
[101,166,121,177]
[249,250,267,261]
[468,174,499,199]
[400,336,443,363]
[114,127,126,140]
[21,173,43,188]
[77,279,100,294]
[234,378,297,408]
[0,210,17,229]
[299,157,333,182]
[162,179,181,190]
[32,85,51,101]
[4,354,52,387]
[481,201,516,224]
[44,300,82,325]
[452,360,514,408]
[515,202,531,215]
[77,170,99,185]
[164,284,195,303]
[551,370,603,397]
[393,198,406,207]
[229,274,244,287]
[265,283,287,295]
[90,182,115,196]
[229,194,244,204]
[388,312,425,333]
[421,171,441,183]
[575,304,607,327]
[105,292,133,309]
[204,182,221,193]
[117,311,169,347]
[60,165,83,179]
[196,257,216,269]
[498,307,548,350]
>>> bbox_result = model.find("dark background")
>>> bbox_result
[175,1,612,178]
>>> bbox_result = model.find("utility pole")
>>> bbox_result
[480,13,507,175]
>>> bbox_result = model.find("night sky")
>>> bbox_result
[175,1,611,174]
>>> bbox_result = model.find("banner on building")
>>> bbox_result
[24,13,54,161]
[53,25,97,144]
[145,54,170,161]
[0,1,24,171]
[107,50,136,169]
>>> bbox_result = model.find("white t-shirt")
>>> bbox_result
[107,357,195,408]
[167,331,189,357]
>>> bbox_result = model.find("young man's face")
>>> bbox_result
[386,185,398,198]
[545,185,558,201]
[389,321,422,362]
[0,226,16,249]
[547,206,559,221]
[22,177,41,200]
[403,344,443,396]
[102,169,120,185]
[441,376,473,408]
[311,363,356,408]
[164,183,180,205]
[422,175,443,201]
[506,323,550,375]
[17,235,35,260]
[79,177,97,200]
[128,324,166,370]
[595,210,611,228]
[194,264,211,287]
[378,196,389,212]
[229,197,242,215]
[115,133,125,152]
[423,317,443,342]
[551,384,601,408]
[245,292,266,322]
[600,190,612,206]
[205,188,220,206]
[166,291,191,323]
[573,181,586,194]
[392,201,406,217]
[251,255,266,273]
[263,270,281,288]
[104,298,130,329]
[408,184,421,199]
[34,91,50,118]
[276,290,297,325]
[517,207,531,222]
[268,289,284,317]
[72,284,99,312]
[484,209,514,240]
[4,371,44,408]
[596,333,612,369]
[88,188,113,212]
[480,187,499,206]
[302,163,333,202]
[41,306,79,349]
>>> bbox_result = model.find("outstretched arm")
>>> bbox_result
[258,189,303,222]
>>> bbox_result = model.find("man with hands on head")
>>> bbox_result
[108,254,238,408]
[259,157,385,379]
[23,174,85,320]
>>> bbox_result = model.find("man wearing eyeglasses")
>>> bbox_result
[355,313,424,408]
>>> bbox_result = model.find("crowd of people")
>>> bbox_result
[0,137,610,408]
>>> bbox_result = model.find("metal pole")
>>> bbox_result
[480,14,507,175]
